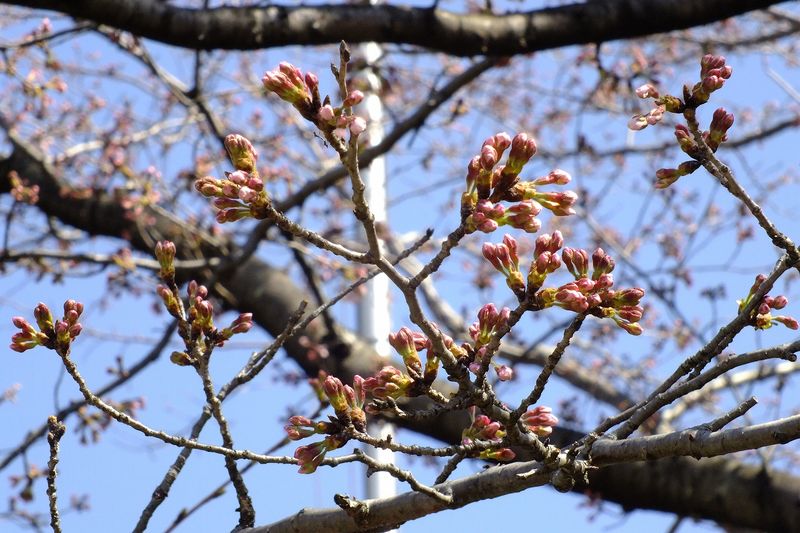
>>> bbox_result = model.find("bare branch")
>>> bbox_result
[3,0,785,55]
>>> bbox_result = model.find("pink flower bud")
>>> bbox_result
[508,133,537,170]
[318,104,335,123]
[495,364,513,381]
[628,114,649,131]
[775,316,799,330]
[772,295,789,310]
[480,145,498,170]
[635,83,659,99]
[617,305,643,323]
[349,116,367,136]
[534,169,571,186]
[224,134,258,173]
[617,321,644,335]
[344,90,364,107]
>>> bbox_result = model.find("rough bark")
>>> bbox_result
[2,0,788,56]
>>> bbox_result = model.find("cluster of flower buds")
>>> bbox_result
[195,134,268,223]
[629,54,732,132]
[10,300,84,354]
[520,405,559,438]
[738,274,799,331]
[467,303,514,381]
[705,107,735,151]
[262,62,321,122]
[317,90,367,140]
[629,56,737,188]
[482,234,526,298]
[461,414,515,462]
[262,62,367,143]
[362,365,415,401]
[154,240,176,283]
[469,303,510,348]
[157,276,253,365]
[387,326,442,384]
[628,101,666,131]
[293,434,348,474]
[462,132,576,230]
[285,415,339,441]
[654,160,701,189]
[322,375,367,431]
[528,231,564,291]
[483,234,645,335]
[467,199,543,234]
[8,171,39,205]
[692,54,733,105]
[285,374,369,474]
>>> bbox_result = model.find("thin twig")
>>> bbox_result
[45,416,66,533]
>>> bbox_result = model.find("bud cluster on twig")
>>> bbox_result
[738,274,799,331]
[462,132,576,232]
[484,232,646,335]
[10,300,83,354]
[628,55,736,189]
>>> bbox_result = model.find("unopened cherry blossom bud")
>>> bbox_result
[562,248,589,279]
[262,62,312,107]
[495,364,513,381]
[155,240,176,282]
[322,376,348,414]
[505,200,542,232]
[521,406,559,437]
[12,316,34,333]
[555,286,589,313]
[33,302,53,333]
[349,116,367,136]
[224,134,258,173]
[363,366,414,400]
[486,132,512,155]
[506,133,537,173]
[195,177,223,197]
[591,248,615,279]
[304,71,318,91]
[700,54,727,78]
[775,316,800,330]
[227,170,249,186]
[772,295,789,310]
[617,321,643,335]
[285,416,317,441]
[707,107,735,150]
[635,83,659,99]
[534,169,571,186]
[483,235,526,296]
[480,448,516,462]
[230,313,253,334]
[628,114,649,131]
[617,305,644,323]
[480,145,498,171]
[213,197,242,210]
[238,186,260,204]
[388,327,422,376]
[318,104,335,123]
[615,287,645,306]
[343,90,364,107]
[673,125,697,155]
[534,190,577,216]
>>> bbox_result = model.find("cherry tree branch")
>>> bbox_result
[2,0,786,56]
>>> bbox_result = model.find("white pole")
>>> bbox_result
[357,39,398,510]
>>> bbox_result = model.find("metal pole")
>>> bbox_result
[357,39,398,509]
